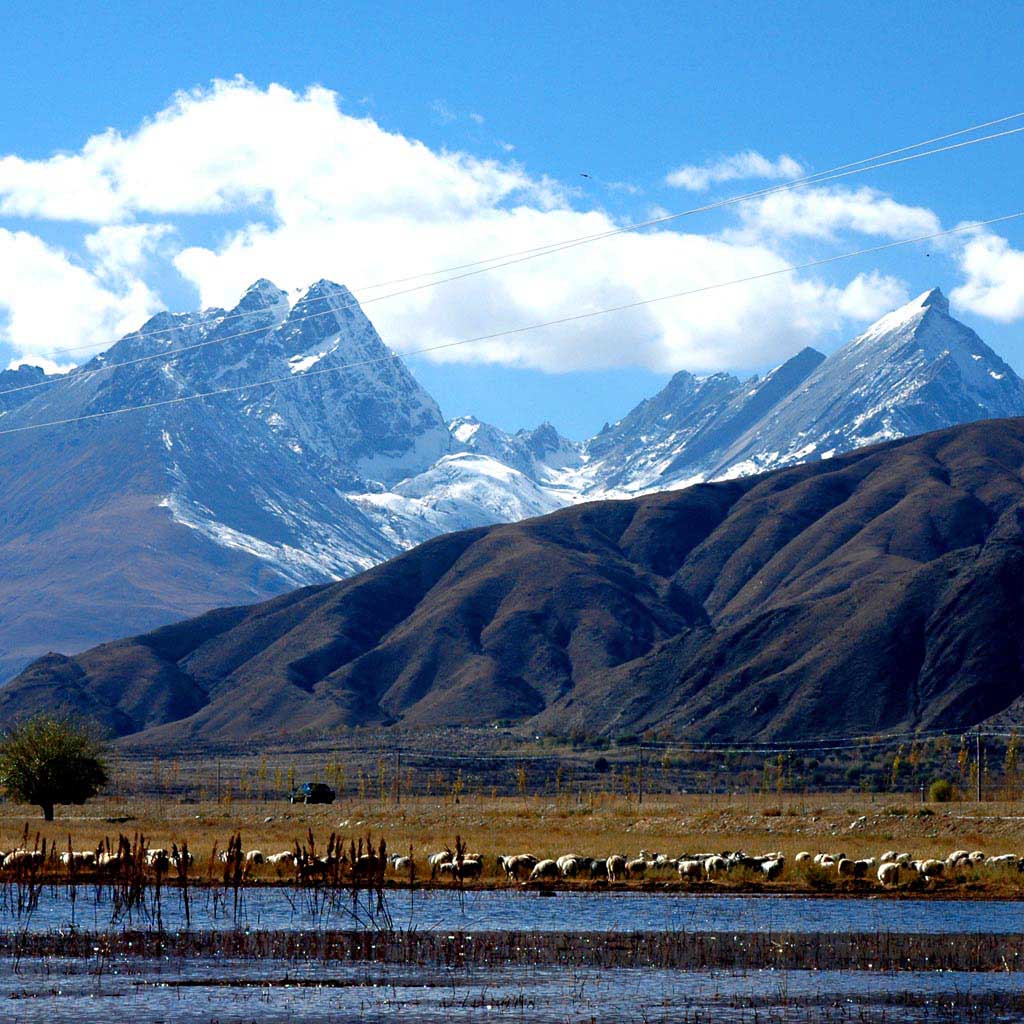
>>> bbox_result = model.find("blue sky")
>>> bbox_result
[1,0,1022,436]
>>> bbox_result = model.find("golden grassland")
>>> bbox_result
[2,790,1023,894]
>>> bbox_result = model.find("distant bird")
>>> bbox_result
[579,172,592,179]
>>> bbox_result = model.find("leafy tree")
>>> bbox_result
[0,715,108,820]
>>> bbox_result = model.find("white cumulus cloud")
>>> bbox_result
[665,151,804,191]
[0,228,162,364]
[950,231,1024,323]
[0,77,1009,378]
[735,185,941,242]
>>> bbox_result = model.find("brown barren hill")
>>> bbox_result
[6,416,1024,744]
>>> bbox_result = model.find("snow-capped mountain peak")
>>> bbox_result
[702,286,1024,479]
[3,281,1023,688]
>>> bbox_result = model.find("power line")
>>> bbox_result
[350,110,1024,291]
[3,110,1022,393]
[2,209,1021,438]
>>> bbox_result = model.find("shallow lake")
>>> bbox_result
[3,956,1023,1023]
[1,885,1021,935]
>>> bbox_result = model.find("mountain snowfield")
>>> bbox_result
[0,282,1021,683]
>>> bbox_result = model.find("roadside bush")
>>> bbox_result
[928,779,955,803]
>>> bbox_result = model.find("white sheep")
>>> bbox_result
[986,853,1018,867]
[4,849,43,869]
[499,854,536,881]
[428,850,452,878]
[606,854,626,882]
[557,854,588,878]
[624,857,647,878]
[530,859,559,881]
[146,849,171,871]
[676,859,703,881]
[877,862,900,887]
[760,857,785,881]
[704,855,729,878]
[918,859,945,879]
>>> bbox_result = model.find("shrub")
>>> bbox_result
[928,779,955,803]
[594,756,610,774]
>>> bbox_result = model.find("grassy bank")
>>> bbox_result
[1,790,1022,896]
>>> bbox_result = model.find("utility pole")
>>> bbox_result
[976,733,983,802]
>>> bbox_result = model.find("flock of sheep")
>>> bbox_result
[480,846,1024,887]
[2,843,1022,888]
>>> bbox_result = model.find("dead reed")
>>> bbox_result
[2,927,1021,972]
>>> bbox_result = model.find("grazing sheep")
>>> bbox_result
[676,859,703,881]
[557,854,588,878]
[4,849,43,870]
[588,858,608,879]
[267,851,294,867]
[947,849,970,867]
[440,857,482,881]
[428,850,453,879]
[836,858,855,877]
[761,858,785,881]
[704,855,729,878]
[530,859,559,881]
[852,859,874,879]
[968,851,985,864]
[987,853,1017,867]
[606,855,626,882]
[794,851,811,865]
[245,850,265,866]
[499,854,537,882]
[879,850,898,864]
[878,862,900,887]
[59,851,95,868]
[388,855,413,874]
[918,859,945,879]
[147,849,171,872]
[894,852,912,864]
[624,857,648,878]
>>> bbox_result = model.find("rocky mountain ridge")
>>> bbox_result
[1,283,1021,684]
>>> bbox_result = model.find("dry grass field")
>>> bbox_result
[3,788,1023,893]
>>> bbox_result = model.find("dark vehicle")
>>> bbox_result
[289,782,336,804]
